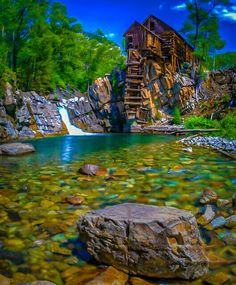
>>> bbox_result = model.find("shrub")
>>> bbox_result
[172,107,181,124]
[219,112,236,140]
[184,116,218,129]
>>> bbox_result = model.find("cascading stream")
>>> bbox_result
[58,106,91,136]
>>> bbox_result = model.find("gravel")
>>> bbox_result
[180,136,236,153]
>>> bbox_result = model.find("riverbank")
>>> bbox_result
[179,135,236,160]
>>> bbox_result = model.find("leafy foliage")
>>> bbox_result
[180,0,231,70]
[184,114,236,140]
[184,116,218,129]
[172,107,182,124]
[0,1,125,93]
[219,113,236,140]
[206,52,236,70]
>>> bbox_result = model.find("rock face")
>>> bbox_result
[88,68,126,132]
[139,61,195,123]
[0,88,68,142]
[199,68,236,108]
[77,203,209,280]
[0,143,35,155]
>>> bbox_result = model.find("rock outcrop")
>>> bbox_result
[1,67,235,140]
[88,68,126,132]
[78,203,209,280]
[197,68,236,118]
[138,61,196,123]
[0,87,68,142]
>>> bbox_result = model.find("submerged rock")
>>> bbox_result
[85,266,128,285]
[197,205,215,225]
[65,195,85,205]
[225,215,236,228]
[21,281,56,285]
[204,272,230,285]
[77,203,209,280]
[216,199,231,208]
[183,147,193,153]
[79,164,108,176]
[0,274,10,285]
[210,216,226,229]
[0,143,35,155]
[200,189,218,204]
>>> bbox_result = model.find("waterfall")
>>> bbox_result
[58,107,90,136]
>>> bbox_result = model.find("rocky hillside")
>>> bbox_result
[0,66,235,142]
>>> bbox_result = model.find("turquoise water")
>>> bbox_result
[0,134,235,284]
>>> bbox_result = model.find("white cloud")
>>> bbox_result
[172,2,236,22]
[159,3,164,10]
[223,12,236,21]
[172,3,186,10]
[213,4,236,22]
[105,33,116,39]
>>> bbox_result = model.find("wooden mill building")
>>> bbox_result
[123,15,194,120]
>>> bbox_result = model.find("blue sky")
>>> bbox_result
[58,0,236,52]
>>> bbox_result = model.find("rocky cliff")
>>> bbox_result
[0,66,235,142]
[196,68,236,118]
[138,60,196,122]
[0,69,125,142]
[68,68,126,133]
[0,84,68,142]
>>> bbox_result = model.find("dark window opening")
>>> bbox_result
[128,35,133,44]
[127,35,134,48]
[150,21,155,31]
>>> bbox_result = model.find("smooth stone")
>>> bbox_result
[216,199,231,208]
[65,196,85,205]
[200,189,217,204]
[0,143,35,156]
[21,281,56,285]
[204,272,230,285]
[79,164,107,176]
[225,215,236,228]
[85,266,128,285]
[210,216,226,229]
[183,147,193,153]
[222,233,236,245]
[0,274,10,285]
[78,203,209,280]
[197,205,215,225]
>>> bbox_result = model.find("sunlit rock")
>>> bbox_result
[78,203,209,280]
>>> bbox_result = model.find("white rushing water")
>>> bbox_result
[58,107,91,136]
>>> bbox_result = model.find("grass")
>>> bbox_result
[184,113,236,140]
[184,116,218,129]
[172,107,181,125]
[219,113,236,140]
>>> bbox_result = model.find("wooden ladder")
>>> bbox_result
[124,49,144,120]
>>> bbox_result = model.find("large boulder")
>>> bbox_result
[78,203,208,280]
[0,142,35,155]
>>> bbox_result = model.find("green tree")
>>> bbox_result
[180,0,231,69]
[0,1,126,94]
